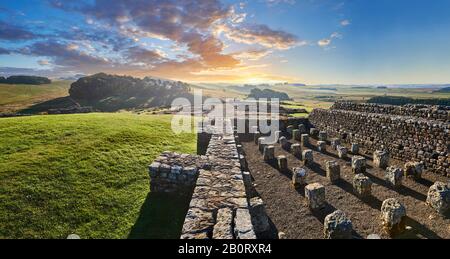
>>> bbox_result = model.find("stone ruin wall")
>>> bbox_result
[309,104,449,176]
[149,119,270,239]
[332,102,449,122]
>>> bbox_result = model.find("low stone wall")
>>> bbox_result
[332,102,450,122]
[309,109,449,176]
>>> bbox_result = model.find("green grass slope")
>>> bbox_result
[0,113,196,239]
[0,81,71,113]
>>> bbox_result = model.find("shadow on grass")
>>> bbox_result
[128,192,191,239]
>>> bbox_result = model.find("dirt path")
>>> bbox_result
[241,136,450,239]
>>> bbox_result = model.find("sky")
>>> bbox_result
[1,0,450,85]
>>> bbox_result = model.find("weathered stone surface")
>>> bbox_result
[337,146,348,159]
[331,138,341,150]
[213,208,234,239]
[274,130,282,143]
[367,234,381,239]
[279,136,289,150]
[404,161,424,180]
[385,167,403,187]
[287,125,294,136]
[374,151,389,169]
[249,197,270,234]
[305,183,326,210]
[352,156,366,174]
[293,129,301,141]
[351,143,359,154]
[381,198,407,236]
[234,208,257,239]
[317,141,326,152]
[324,210,353,239]
[291,143,302,158]
[353,174,372,198]
[326,161,340,183]
[67,234,80,239]
[319,131,328,141]
[149,162,161,177]
[258,137,266,153]
[263,145,275,162]
[303,150,314,166]
[254,131,261,144]
[426,182,450,215]
[292,167,307,187]
[310,128,319,137]
[278,155,288,172]
[301,134,309,147]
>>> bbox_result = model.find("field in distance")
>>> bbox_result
[0,113,196,239]
[0,81,71,114]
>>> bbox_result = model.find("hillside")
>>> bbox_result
[70,73,194,111]
[248,88,291,101]
[0,113,196,239]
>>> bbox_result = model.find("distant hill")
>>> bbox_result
[0,75,51,85]
[434,87,450,93]
[247,88,291,101]
[69,73,194,111]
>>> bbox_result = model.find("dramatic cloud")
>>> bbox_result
[0,47,10,55]
[0,21,37,40]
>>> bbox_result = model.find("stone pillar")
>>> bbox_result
[249,197,270,235]
[303,150,314,166]
[404,161,423,180]
[254,131,261,145]
[291,143,302,158]
[234,208,257,239]
[374,150,389,169]
[323,210,353,239]
[426,182,450,215]
[310,128,319,138]
[326,161,340,183]
[292,167,307,188]
[292,129,301,141]
[353,174,372,198]
[301,134,309,147]
[279,136,289,150]
[319,131,328,141]
[278,155,288,172]
[317,141,326,152]
[263,145,275,162]
[258,137,266,153]
[352,156,366,174]
[298,124,307,134]
[239,154,248,171]
[351,143,359,154]
[287,125,294,137]
[305,183,326,210]
[385,167,403,187]
[381,198,406,236]
[331,138,341,150]
[274,130,282,143]
[337,146,348,159]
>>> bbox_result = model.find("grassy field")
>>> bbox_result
[0,113,196,239]
[0,81,71,113]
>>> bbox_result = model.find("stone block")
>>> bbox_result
[310,128,319,137]
[292,129,301,141]
[263,145,275,162]
[381,198,406,236]
[149,162,161,177]
[159,164,171,178]
[331,138,341,150]
[249,197,270,234]
[351,143,359,154]
[274,130,282,143]
[258,137,266,153]
[352,156,366,174]
[171,165,182,175]
[254,131,261,144]
[303,150,314,166]
[385,167,403,187]
[404,161,424,180]
[353,174,372,197]
[426,181,450,215]
[301,134,309,147]
[291,143,302,158]
[287,125,294,136]
[305,183,326,210]
[298,124,307,134]
[277,155,288,172]
[317,141,326,152]
[292,167,307,187]
[337,145,348,159]
[234,208,256,239]
[326,161,340,183]
[213,208,233,239]
[279,136,289,150]
[324,210,353,239]
[319,131,328,141]
[374,151,389,169]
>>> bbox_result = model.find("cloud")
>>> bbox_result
[0,21,37,40]
[0,47,10,55]
[233,49,272,61]
[265,0,296,5]
[340,19,351,26]
[318,32,343,48]
[318,39,331,47]
[38,60,51,66]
